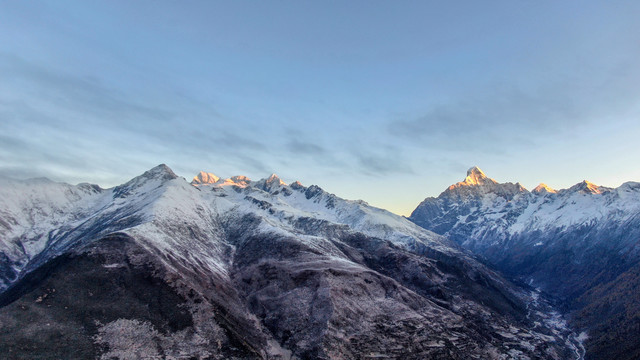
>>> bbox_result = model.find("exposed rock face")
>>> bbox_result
[459,166,496,186]
[0,235,253,360]
[409,167,640,359]
[0,165,578,359]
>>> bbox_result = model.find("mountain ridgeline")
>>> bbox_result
[0,165,581,359]
[409,166,640,360]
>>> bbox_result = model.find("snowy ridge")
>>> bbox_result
[0,176,111,288]
[0,165,451,292]
[194,172,452,253]
[0,165,584,359]
[411,167,640,246]
[532,183,556,194]
[409,166,640,295]
[0,165,204,289]
[409,167,640,359]
[191,171,219,185]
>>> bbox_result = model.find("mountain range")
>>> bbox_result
[0,164,585,359]
[409,166,640,359]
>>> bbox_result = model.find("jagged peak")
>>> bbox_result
[532,183,556,194]
[229,175,251,185]
[265,174,286,186]
[467,166,485,178]
[290,181,305,190]
[447,166,498,190]
[568,180,603,194]
[191,171,220,185]
[113,164,178,198]
[463,166,496,185]
[255,174,286,193]
[213,175,252,188]
[141,164,178,181]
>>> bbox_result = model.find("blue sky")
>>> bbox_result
[1,1,639,215]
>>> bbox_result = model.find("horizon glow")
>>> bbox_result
[1,1,639,215]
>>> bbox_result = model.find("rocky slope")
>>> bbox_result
[409,166,640,359]
[0,165,578,359]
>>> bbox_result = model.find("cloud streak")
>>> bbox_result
[2,1,640,215]
[389,64,640,155]
[0,54,283,182]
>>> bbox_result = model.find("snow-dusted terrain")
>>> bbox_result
[410,166,640,290]
[409,166,640,360]
[417,167,640,244]
[0,165,579,359]
[0,166,452,293]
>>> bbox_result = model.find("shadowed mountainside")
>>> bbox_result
[0,165,578,359]
[409,167,640,359]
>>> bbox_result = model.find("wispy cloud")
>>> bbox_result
[344,140,413,176]
[0,54,176,129]
[287,139,326,155]
[388,67,640,155]
[0,54,282,183]
[353,151,413,175]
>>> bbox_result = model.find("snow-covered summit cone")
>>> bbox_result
[442,166,526,199]
[532,183,556,194]
[113,164,178,198]
[566,180,608,194]
[460,166,496,186]
[191,171,220,185]
[0,163,213,293]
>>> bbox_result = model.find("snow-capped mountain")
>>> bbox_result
[409,166,640,292]
[409,166,640,360]
[0,165,579,359]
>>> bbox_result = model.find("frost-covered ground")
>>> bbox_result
[0,165,583,359]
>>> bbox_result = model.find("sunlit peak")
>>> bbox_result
[446,166,498,190]
[463,166,495,186]
[533,183,556,194]
[192,171,220,185]
[265,173,286,187]
[226,175,252,187]
[567,180,603,194]
[582,180,602,194]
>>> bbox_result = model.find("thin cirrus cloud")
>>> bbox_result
[355,152,413,176]
[0,52,413,185]
[2,1,640,215]
[0,54,215,182]
[388,63,640,156]
[286,139,326,156]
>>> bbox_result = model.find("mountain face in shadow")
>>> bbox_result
[410,167,640,359]
[0,165,577,359]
